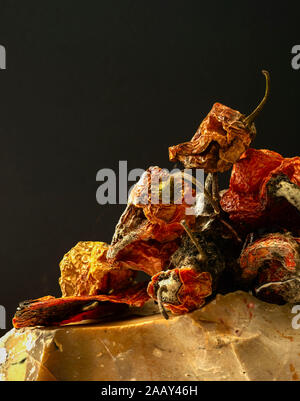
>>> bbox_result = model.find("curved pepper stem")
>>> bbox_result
[157,285,169,320]
[244,70,270,127]
[180,220,207,262]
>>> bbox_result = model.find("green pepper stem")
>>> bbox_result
[244,70,270,127]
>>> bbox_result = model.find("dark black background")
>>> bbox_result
[0,0,300,332]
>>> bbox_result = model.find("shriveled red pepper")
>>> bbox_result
[107,166,197,276]
[147,268,212,317]
[169,71,269,173]
[220,148,300,229]
[239,233,300,304]
[109,240,179,277]
[13,282,150,328]
[129,166,196,242]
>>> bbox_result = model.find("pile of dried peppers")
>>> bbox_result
[13,71,300,328]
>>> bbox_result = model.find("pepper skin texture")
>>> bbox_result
[220,148,300,229]
[147,267,212,314]
[13,283,149,328]
[107,166,196,276]
[59,241,135,297]
[239,233,300,304]
[169,103,256,173]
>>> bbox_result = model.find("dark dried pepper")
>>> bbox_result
[146,206,242,317]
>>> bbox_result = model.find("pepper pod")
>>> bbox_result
[169,71,270,173]
[12,282,150,328]
[147,267,212,318]
[13,241,151,328]
[220,148,300,232]
[106,166,202,276]
[59,241,135,297]
[147,209,242,318]
[239,233,300,304]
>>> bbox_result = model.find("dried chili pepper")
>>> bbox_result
[127,166,197,242]
[239,233,300,304]
[147,268,212,316]
[13,241,149,328]
[107,166,198,276]
[146,203,242,317]
[59,241,135,297]
[169,71,270,173]
[13,282,149,328]
[220,148,300,230]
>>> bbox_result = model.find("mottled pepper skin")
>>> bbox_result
[239,233,300,304]
[240,233,299,279]
[169,103,256,173]
[107,166,196,276]
[147,268,212,314]
[59,241,135,297]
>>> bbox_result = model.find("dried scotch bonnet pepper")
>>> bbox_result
[239,233,300,304]
[147,268,212,316]
[220,148,300,230]
[59,241,135,297]
[107,166,198,276]
[169,71,270,173]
